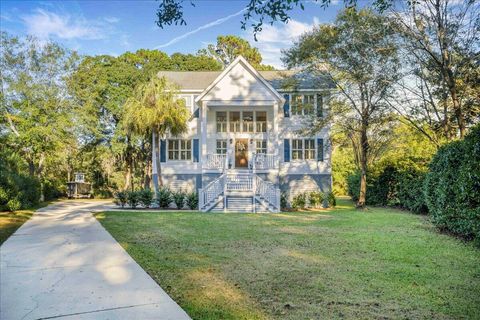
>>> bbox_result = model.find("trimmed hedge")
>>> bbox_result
[424,125,480,243]
[347,167,427,213]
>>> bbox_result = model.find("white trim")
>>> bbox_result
[194,56,285,104]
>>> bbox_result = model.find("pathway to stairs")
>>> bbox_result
[0,200,190,320]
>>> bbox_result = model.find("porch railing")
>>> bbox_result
[204,154,227,170]
[252,153,277,170]
[226,173,253,191]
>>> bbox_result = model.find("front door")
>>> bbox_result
[235,139,249,168]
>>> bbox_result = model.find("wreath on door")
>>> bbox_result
[237,142,246,151]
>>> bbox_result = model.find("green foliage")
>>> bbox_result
[1,32,78,201]
[326,192,337,208]
[172,191,186,209]
[198,35,274,70]
[397,170,428,214]
[308,191,325,208]
[185,192,199,210]
[138,189,154,208]
[291,193,307,209]
[347,168,427,213]
[424,125,480,243]
[6,198,21,212]
[127,191,140,209]
[157,187,172,209]
[0,151,41,210]
[114,191,128,208]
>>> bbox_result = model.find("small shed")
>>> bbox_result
[67,173,92,199]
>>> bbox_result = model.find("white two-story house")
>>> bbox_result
[152,56,332,212]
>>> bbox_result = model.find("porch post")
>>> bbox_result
[200,101,208,166]
[273,102,280,169]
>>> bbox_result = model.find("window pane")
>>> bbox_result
[256,111,267,132]
[230,112,240,132]
[216,111,227,133]
[304,95,314,115]
[256,140,267,154]
[216,139,227,154]
[292,139,303,160]
[242,111,254,132]
[291,95,303,115]
[305,139,315,159]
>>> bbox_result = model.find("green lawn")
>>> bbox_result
[0,201,53,245]
[96,199,480,320]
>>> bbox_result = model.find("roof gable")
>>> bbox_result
[194,56,284,104]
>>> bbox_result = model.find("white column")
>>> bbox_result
[273,101,280,168]
[201,101,208,165]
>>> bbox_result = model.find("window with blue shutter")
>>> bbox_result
[316,94,323,118]
[284,139,290,162]
[193,139,199,162]
[317,138,324,161]
[160,140,166,162]
[283,94,290,117]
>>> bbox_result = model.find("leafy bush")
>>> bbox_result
[185,192,198,210]
[291,193,307,209]
[326,192,336,208]
[173,191,186,209]
[138,189,154,208]
[0,154,41,211]
[114,191,128,208]
[156,187,172,209]
[6,198,21,212]
[308,191,324,208]
[127,191,140,209]
[424,125,480,243]
[347,167,426,212]
[397,170,427,213]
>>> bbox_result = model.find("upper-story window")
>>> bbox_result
[290,94,316,116]
[216,111,227,132]
[230,112,241,132]
[168,139,191,161]
[291,95,303,116]
[242,111,254,132]
[303,95,315,115]
[256,111,267,132]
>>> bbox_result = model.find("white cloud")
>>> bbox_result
[104,16,120,24]
[21,9,106,40]
[155,8,246,49]
[244,18,319,69]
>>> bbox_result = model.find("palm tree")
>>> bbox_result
[122,77,189,191]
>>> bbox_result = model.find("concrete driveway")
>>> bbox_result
[0,200,190,320]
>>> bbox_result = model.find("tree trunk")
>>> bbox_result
[144,160,152,189]
[357,121,369,209]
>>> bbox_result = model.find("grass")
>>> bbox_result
[96,199,480,320]
[0,201,52,245]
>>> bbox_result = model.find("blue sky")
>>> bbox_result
[0,0,343,68]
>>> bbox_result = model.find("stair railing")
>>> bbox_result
[254,175,280,212]
[199,174,225,211]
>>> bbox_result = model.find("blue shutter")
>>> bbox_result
[193,139,199,162]
[284,139,290,162]
[316,94,323,118]
[283,94,290,117]
[160,140,166,162]
[317,138,324,161]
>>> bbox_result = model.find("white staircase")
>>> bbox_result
[199,171,280,213]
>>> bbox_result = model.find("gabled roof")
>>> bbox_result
[194,56,284,103]
[157,61,333,91]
